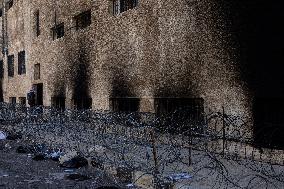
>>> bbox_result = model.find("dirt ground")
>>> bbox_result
[0,140,124,189]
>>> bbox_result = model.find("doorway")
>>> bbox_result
[33,83,43,106]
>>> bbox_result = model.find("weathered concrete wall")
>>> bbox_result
[2,0,32,103]
[1,0,252,122]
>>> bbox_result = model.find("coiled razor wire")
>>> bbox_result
[0,102,283,188]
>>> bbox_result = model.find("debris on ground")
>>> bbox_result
[59,151,78,164]
[32,153,47,161]
[64,173,91,181]
[0,131,7,140]
[168,173,192,181]
[6,133,22,140]
[60,156,88,168]
[16,145,33,153]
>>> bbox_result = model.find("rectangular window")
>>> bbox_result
[0,9,3,17]
[35,10,40,37]
[19,97,26,106]
[18,51,26,75]
[8,55,14,77]
[0,60,3,78]
[34,63,40,80]
[51,23,64,40]
[74,10,91,30]
[9,97,16,104]
[113,0,138,15]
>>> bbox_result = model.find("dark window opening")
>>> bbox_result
[8,55,14,77]
[155,98,205,134]
[34,63,40,80]
[51,97,65,111]
[18,51,26,75]
[110,98,140,112]
[9,97,16,104]
[35,10,40,37]
[74,10,91,30]
[51,23,64,40]
[19,97,26,106]
[0,9,3,17]
[73,98,92,110]
[6,0,13,11]
[113,0,138,15]
[0,60,3,78]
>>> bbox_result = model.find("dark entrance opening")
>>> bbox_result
[253,98,284,150]
[110,97,140,112]
[33,83,43,106]
[154,98,205,134]
[51,97,65,111]
[73,98,92,110]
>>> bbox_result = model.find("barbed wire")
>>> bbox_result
[0,102,283,188]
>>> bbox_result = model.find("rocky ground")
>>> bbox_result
[0,139,125,189]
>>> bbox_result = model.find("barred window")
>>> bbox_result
[51,23,64,40]
[113,0,138,15]
[110,97,140,112]
[74,10,91,30]
[51,96,65,110]
[9,97,16,104]
[8,55,14,77]
[18,51,26,75]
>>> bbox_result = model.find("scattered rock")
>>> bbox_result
[46,150,64,161]
[167,173,192,181]
[0,131,7,140]
[90,158,104,169]
[4,143,12,149]
[60,156,88,168]
[59,151,78,164]
[116,166,134,183]
[65,173,91,181]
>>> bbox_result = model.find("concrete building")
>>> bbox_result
[0,0,253,120]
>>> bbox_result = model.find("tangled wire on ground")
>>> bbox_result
[0,103,283,188]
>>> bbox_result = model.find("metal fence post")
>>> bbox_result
[222,106,226,156]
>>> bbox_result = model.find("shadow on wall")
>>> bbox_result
[213,0,284,149]
[109,66,139,112]
[71,38,92,110]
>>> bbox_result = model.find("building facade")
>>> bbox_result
[0,0,252,120]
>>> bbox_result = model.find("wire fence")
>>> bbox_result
[0,102,283,188]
